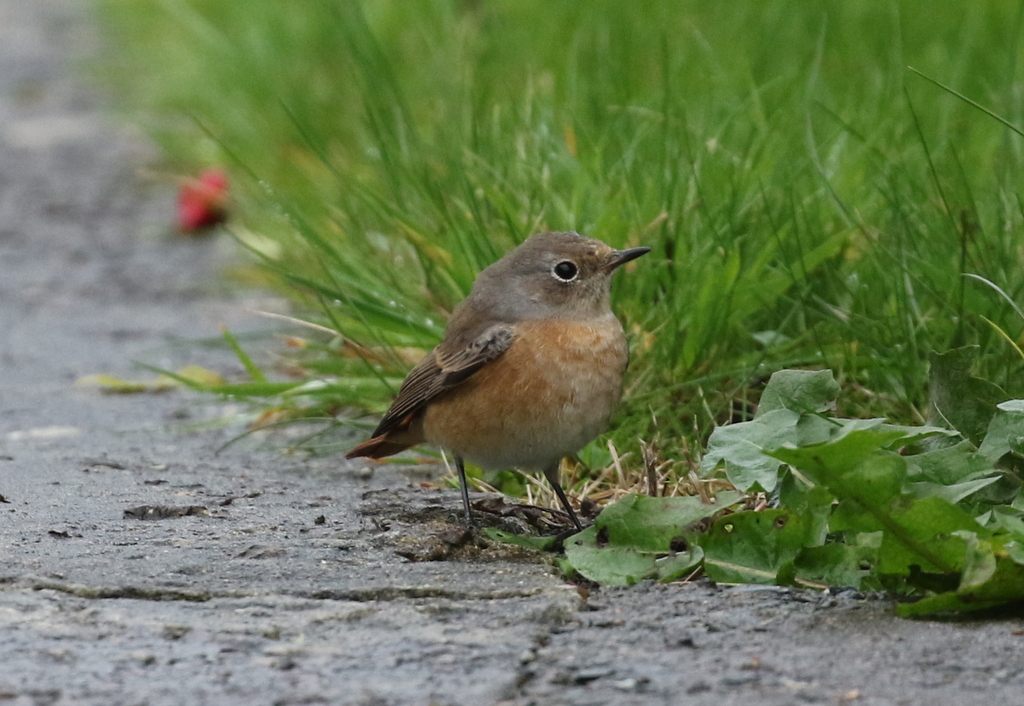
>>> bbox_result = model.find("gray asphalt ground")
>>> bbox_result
[2,2,1024,705]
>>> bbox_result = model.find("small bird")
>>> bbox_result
[345,231,650,529]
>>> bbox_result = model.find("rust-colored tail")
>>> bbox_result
[345,435,416,460]
[347,410,423,460]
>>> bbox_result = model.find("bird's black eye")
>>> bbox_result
[552,260,578,282]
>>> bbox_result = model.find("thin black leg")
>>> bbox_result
[455,455,473,524]
[543,465,583,530]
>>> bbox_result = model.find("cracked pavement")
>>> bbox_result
[2,2,1024,705]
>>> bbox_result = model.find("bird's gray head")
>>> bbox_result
[455,231,650,324]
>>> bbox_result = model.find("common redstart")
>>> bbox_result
[346,231,650,529]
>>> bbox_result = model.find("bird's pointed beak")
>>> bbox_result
[605,246,651,272]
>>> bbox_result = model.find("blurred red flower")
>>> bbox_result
[177,168,229,233]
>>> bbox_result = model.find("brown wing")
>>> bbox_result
[345,324,515,459]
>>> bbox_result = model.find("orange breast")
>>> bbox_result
[422,316,628,472]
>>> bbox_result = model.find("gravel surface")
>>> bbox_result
[2,2,1024,705]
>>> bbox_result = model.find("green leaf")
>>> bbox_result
[774,428,985,578]
[700,409,800,491]
[751,330,790,348]
[705,412,916,495]
[755,369,840,418]
[482,528,559,552]
[191,381,306,397]
[76,373,178,393]
[698,509,814,584]
[221,326,267,382]
[655,546,705,582]
[575,440,613,470]
[928,347,1006,445]
[769,421,907,480]
[778,470,834,546]
[786,542,878,590]
[896,535,1024,617]
[795,414,844,446]
[562,493,738,586]
[827,454,908,534]
[992,507,1024,541]
[978,400,1024,465]
[895,590,1002,617]
[878,424,960,448]
[958,531,998,590]
[906,477,1001,505]
[906,440,994,484]
[594,492,745,551]
[563,527,658,586]
[875,496,984,576]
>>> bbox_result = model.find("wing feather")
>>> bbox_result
[368,324,515,438]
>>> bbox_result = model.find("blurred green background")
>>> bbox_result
[95,0,1024,472]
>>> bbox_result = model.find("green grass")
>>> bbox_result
[95,1,1024,471]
